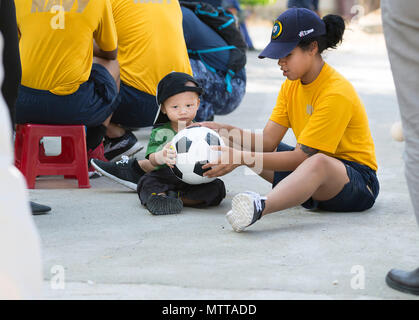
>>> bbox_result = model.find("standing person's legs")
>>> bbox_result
[0,82,42,299]
[239,23,255,50]
[382,0,419,295]
[382,0,419,226]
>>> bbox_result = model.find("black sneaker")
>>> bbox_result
[90,156,144,190]
[226,191,266,232]
[146,191,183,215]
[104,131,144,161]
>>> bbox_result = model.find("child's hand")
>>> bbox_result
[161,142,176,168]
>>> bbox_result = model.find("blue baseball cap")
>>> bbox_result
[259,8,326,59]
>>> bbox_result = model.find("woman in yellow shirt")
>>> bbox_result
[198,8,380,232]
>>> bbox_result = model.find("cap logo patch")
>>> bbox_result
[271,20,283,39]
[299,28,314,37]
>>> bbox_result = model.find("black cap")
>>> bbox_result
[259,8,326,59]
[154,72,204,125]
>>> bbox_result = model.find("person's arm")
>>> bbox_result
[204,91,354,177]
[200,120,289,177]
[197,120,288,152]
[199,81,290,151]
[93,40,117,60]
[241,143,317,172]
[203,142,317,178]
[93,1,118,60]
[0,0,21,127]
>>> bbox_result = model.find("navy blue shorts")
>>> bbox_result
[110,81,159,128]
[15,64,118,128]
[273,143,380,212]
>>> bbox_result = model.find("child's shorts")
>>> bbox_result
[16,63,119,127]
[273,143,380,212]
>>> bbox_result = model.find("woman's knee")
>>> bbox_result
[302,153,332,174]
[302,153,349,187]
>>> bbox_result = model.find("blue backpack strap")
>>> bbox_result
[189,45,236,55]
[188,47,237,93]
[188,46,237,74]
[225,69,235,93]
[217,7,235,30]
[188,49,217,73]
[195,4,219,17]
[218,18,235,30]
[218,6,235,19]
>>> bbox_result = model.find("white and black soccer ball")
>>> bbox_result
[170,126,225,185]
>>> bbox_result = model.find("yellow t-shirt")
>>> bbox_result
[16,0,118,95]
[110,0,192,95]
[270,63,377,171]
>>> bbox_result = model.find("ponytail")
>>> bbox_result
[298,14,345,54]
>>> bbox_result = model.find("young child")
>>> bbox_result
[91,72,226,215]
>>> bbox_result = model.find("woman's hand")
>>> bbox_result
[202,145,243,178]
[187,121,229,134]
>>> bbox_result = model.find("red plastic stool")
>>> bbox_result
[14,124,90,189]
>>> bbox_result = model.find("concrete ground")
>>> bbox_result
[31,25,419,300]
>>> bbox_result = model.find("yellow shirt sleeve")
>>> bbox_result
[269,82,291,128]
[94,0,118,52]
[297,94,353,154]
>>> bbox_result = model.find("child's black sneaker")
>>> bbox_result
[90,156,144,190]
[146,191,183,215]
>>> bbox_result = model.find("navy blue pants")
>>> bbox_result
[110,81,159,129]
[273,143,380,212]
[16,64,118,127]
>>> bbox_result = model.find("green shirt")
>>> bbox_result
[145,122,177,170]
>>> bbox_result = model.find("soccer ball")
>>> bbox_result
[171,126,225,185]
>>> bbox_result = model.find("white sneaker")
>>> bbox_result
[226,191,267,232]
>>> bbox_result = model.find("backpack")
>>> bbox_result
[180,1,247,93]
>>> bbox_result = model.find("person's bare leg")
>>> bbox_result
[262,154,349,215]
[227,154,350,232]
[106,123,125,138]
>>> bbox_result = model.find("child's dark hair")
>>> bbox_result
[298,14,345,54]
